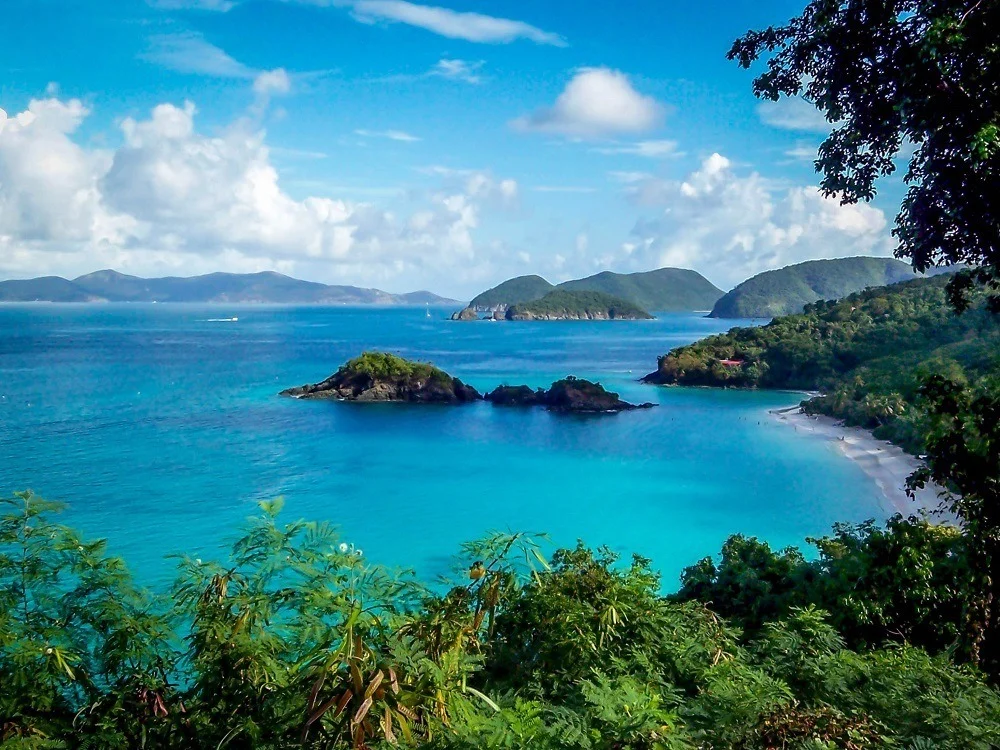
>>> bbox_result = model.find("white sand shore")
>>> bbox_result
[770,406,949,519]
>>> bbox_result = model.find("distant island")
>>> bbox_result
[708,256,956,319]
[644,274,998,452]
[0,270,460,305]
[456,267,723,319]
[283,352,650,412]
[504,290,653,320]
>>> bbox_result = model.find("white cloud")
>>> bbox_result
[143,34,296,106]
[0,108,7,136]
[0,96,519,292]
[354,128,421,142]
[783,144,819,163]
[593,139,680,158]
[345,0,565,45]
[757,97,832,133]
[512,68,664,139]
[431,59,484,84]
[149,0,565,47]
[143,32,254,78]
[253,68,291,96]
[619,153,892,288]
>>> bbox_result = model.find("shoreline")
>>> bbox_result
[770,406,949,520]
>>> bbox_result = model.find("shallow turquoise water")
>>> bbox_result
[0,305,887,588]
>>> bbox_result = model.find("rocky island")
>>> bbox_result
[281,352,481,403]
[505,290,654,321]
[486,377,654,413]
[283,353,652,412]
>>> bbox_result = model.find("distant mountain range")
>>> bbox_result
[468,268,724,313]
[708,257,960,318]
[0,270,460,305]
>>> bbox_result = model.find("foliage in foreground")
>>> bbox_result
[730,0,1000,309]
[2,492,1000,749]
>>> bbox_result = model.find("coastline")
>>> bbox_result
[770,406,949,520]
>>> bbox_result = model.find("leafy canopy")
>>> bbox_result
[3,493,1000,749]
[730,0,1000,308]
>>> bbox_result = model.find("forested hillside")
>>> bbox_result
[645,276,1000,451]
[709,257,920,318]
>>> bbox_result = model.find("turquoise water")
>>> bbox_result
[0,305,887,588]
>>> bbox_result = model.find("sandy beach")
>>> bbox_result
[771,406,949,519]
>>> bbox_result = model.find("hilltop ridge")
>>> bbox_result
[0,270,459,305]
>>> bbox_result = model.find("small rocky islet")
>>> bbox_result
[484,378,654,412]
[280,352,481,404]
[281,352,653,413]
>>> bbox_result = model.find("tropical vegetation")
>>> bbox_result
[3,491,1000,749]
[467,268,721,313]
[645,276,1000,452]
[506,290,653,320]
[729,0,1000,309]
[709,257,923,319]
[557,269,723,312]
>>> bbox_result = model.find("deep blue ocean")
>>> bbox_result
[0,305,888,589]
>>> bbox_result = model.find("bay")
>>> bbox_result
[0,304,887,587]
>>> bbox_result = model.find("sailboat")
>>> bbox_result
[425,304,431,319]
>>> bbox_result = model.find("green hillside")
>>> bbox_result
[709,257,919,318]
[469,275,555,309]
[0,270,459,305]
[557,268,723,311]
[0,276,99,302]
[645,275,1000,451]
[506,290,653,320]
[468,267,721,311]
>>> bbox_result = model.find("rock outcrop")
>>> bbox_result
[281,352,481,404]
[451,307,480,321]
[486,377,654,413]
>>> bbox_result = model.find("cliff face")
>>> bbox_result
[281,352,482,404]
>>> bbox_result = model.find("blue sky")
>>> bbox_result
[0,0,906,296]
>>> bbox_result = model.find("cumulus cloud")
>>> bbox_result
[0,96,517,291]
[345,0,565,45]
[619,153,892,288]
[512,68,664,139]
[253,68,291,96]
[757,97,833,133]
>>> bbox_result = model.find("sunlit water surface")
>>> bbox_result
[0,305,889,588]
